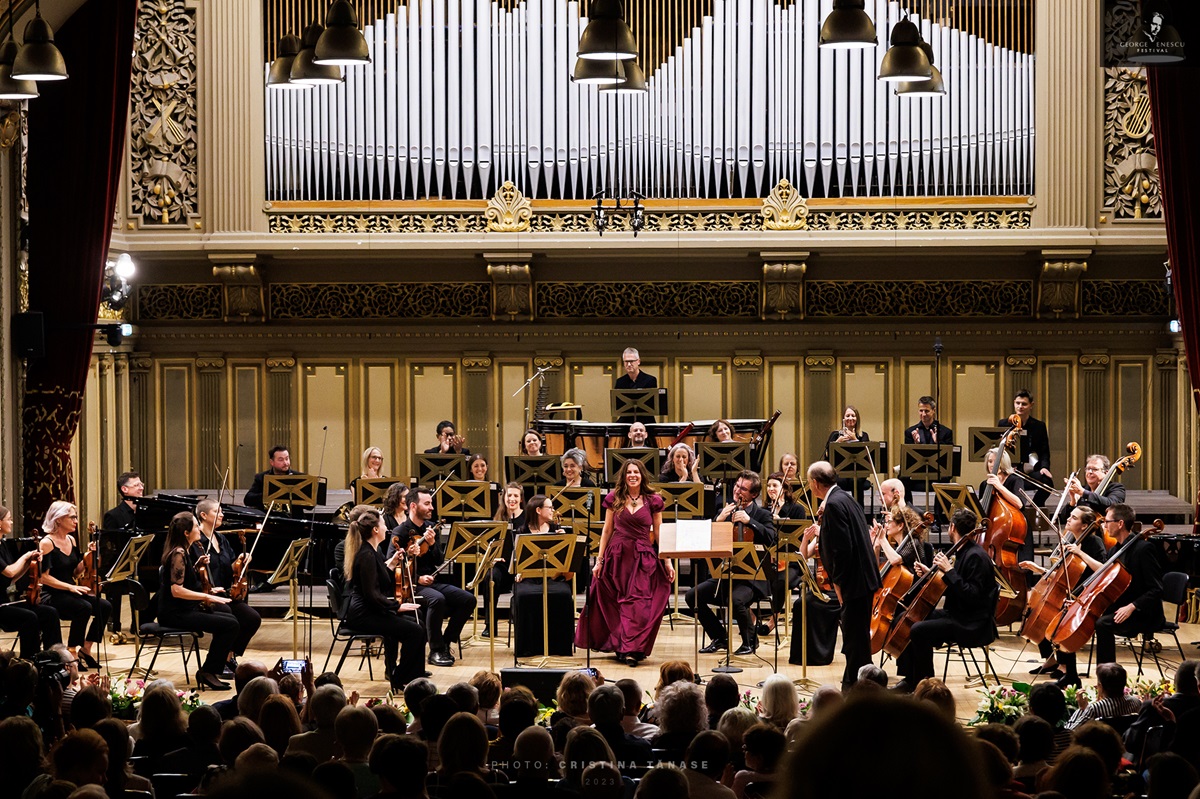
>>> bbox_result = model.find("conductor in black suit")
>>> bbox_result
[1001,389,1053,506]
[902,396,954,501]
[893,508,998,693]
[614,348,657,389]
[244,446,299,509]
[807,461,881,690]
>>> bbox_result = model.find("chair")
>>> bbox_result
[150,773,196,799]
[939,641,1001,688]
[131,595,204,688]
[1137,571,1189,667]
[744,781,776,799]
[1102,713,1139,735]
[322,574,382,678]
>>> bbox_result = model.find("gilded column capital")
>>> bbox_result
[195,354,226,372]
[1006,351,1038,370]
[1037,250,1090,319]
[129,353,153,372]
[1079,351,1110,369]
[267,355,297,372]
[97,354,114,375]
[733,351,764,373]
[1155,349,1178,368]
[462,352,493,373]
[761,251,808,321]
[485,253,533,321]
[804,352,836,372]
[533,354,564,372]
[113,355,129,376]
[211,255,265,322]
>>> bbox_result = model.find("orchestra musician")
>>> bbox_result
[685,470,776,656]
[557,449,597,488]
[615,348,657,389]
[425,421,471,456]
[193,499,262,673]
[1003,390,1053,506]
[778,453,799,481]
[360,447,385,481]
[760,472,806,637]
[1018,506,1105,678]
[658,443,702,483]
[519,429,544,456]
[102,471,143,531]
[627,422,651,449]
[38,501,111,671]
[892,508,998,694]
[980,447,1026,509]
[155,511,240,691]
[879,479,907,513]
[824,406,869,502]
[479,482,525,638]
[788,519,842,667]
[510,495,574,658]
[1053,503,1163,689]
[871,506,934,574]
[389,487,475,668]
[381,484,409,536]
[343,508,427,691]
[467,454,490,482]
[806,462,881,690]
[244,446,299,510]
[707,419,735,443]
[1058,455,1127,522]
[0,505,62,658]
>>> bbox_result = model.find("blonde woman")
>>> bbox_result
[39,501,110,670]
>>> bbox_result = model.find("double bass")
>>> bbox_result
[980,416,1028,627]
[1088,442,1142,548]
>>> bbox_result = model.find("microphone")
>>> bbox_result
[584,492,594,512]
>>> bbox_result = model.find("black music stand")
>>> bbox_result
[106,533,154,657]
[504,455,562,494]
[469,540,503,673]
[660,518,733,679]
[446,521,507,644]
[651,482,715,622]
[900,444,961,530]
[413,454,468,485]
[354,477,402,506]
[611,388,668,423]
[774,521,828,691]
[268,537,312,659]
[264,475,323,515]
[437,481,498,520]
[510,532,577,668]
[705,530,759,674]
[697,442,752,504]
[828,441,886,512]
[605,447,663,484]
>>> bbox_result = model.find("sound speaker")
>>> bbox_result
[12,312,44,358]
[500,667,572,706]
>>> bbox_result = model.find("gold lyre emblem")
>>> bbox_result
[1122,93,1152,140]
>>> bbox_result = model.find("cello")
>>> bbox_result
[1018,516,1098,645]
[882,530,977,659]
[869,512,933,654]
[980,417,1029,627]
[1048,518,1164,653]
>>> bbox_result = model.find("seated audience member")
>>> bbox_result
[1038,745,1111,799]
[684,730,737,799]
[757,674,799,731]
[616,678,659,740]
[1072,720,1138,795]
[588,684,653,770]
[579,762,624,799]
[1011,714,1055,792]
[0,716,49,799]
[236,675,281,724]
[311,761,359,799]
[732,723,786,799]
[1144,752,1199,799]
[704,674,741,731]
[68,685,113,731]
[418,694,459,771]
[212,660,269,721]
[561,727,620,794]
[973,723,1020,767]
[913,677,956,722]
[431,712,507,789]
[1165,661,1200,718]
[286,684,347,762]
[370,703,407,735]
[51,729,109,789]
[403,677,438,737]
[235,742,280,772]
[717,707,759,774]
[159,705,224,778]
[651,681,708,763]
[1028,682,1072,759]
[368,734,429,799]
[856,664,889,688]
[259,694,303,757]
[551,671,596,751]
[470,671,502,726]
[784,685,844,751]
[489,687,538,771]
[634,763,689,799]
[499,726,566,799]
[218,717,266,766]
[334,705,380,799]
[280,751,319,780]
[974,739,1032,799]
[93,718,155,797]
[1066,663,1141,729]
[131,686,191,769]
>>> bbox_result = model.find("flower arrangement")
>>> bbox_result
[363,693,413,724]
[536,701,556,727]
[109,679,205,720]
[797,695,812,718]
[740,690,760,711]
[1131,676,1174,700]
[968,683,1030,726]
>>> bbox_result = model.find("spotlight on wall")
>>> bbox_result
[1168,319,1182,334]
[104,253,135,311]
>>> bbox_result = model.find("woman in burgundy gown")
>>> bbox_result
[576,459,675,665]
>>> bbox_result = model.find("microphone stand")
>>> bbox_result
[305,425,329,665]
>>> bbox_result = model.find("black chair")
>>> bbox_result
[1139,571,1189,665]
[1102,713,1139,735]
[122,791,154,799]
[939,641,1001,688]
[322,574,382,678]
[130,596,204,687]
[744,781,776,799]
[150,773,197,799]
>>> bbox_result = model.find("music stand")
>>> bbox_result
[605,448,663,483]
[446,521,507,644]
[769,521,816,652]
[354,478,402,506]
[107,533,155,661]
[413,453,468,485]
[932,483,985,521]
[828,441,886,511]
[437,481,497,520]
[268,537,312,658]
[468,539,503,673]
[661,519,733,679]
[264,475,321,512]
[611,388,668,422]
[704,529,759,673]
[651,482,714,622]
[510,532,577,668]
[697,443,752,504]
[900,444,961,527]
[505,456,562,493]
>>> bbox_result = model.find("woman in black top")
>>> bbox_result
[193,499,262,671]
[480,483,525,637]
[0,504,62,658]
[38,500,112,670]
[343,508,426,691]
[824,406,870,500]
[156,511,239,690]
[556,449,596,488]
[511,495,573,658]
[762,473,808,634]
[871,506,935,573]
[658,443,702,483]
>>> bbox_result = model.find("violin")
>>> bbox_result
[26,547,42,605]
[981,416,1029,627]
[391,534,419,609]
[809,505,833,593]
[1019,521,1097,645]
[195,551,216,608]
[883,531,977,659]
[75,522,99,592]
[1048,518,1164,653]
[869,512,933,654]
[230,531,251,602]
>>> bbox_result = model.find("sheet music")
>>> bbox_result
[676,519,712,552]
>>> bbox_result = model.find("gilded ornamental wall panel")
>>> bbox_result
[269,283,490,320]
[805,280,1033,318]
[136,285,222,321]
[1081,280,1171,316]
[535,281,759,319]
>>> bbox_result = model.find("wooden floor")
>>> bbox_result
[91,596,1195,726]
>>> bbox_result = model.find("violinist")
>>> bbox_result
[557,449,596,488]
[193,499,262,673]
[1058,455,1127,522]
[101,471,143,531]
[155,511,240,691]
[786,517,842,668]
[658,443,702,484]
[0,505,62,658]
[1002,390,1053,506]
[1018,507,1105,679]
[479,482,525,637]
[761,472,806,635]
[510,495,573,658]
[685,470,776,656]
[38,501,111,671]
[1052,503,1163,689]
[343,508,426,692]
[389,487,475,668]
[806,461,881,690]
[892,508,998,694]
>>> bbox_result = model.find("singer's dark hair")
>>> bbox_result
[611,459,658,511]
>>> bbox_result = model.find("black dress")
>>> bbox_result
[0,547,61,658]
[344,544,426,689]
[510,525,575,658]
[191,533,261,657]
[155,547,240,674]
[40,538,112,648]
[480,513,524,635]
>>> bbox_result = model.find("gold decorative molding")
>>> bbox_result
[1079,352,1111,368]
[805,353,836,372]
[1103,67,1160,220]
[195,355,226,371]
[1082,280,1171,317]
[761,252,807,321]
[269,283,490,320]
[136,284,222,321]
[266,355,296,371]
[211,257,265,323]
[0,109,21,150]
[533,355,564,371]
[536,281,758,319]
[1006,352,1038,370]
[461,353,493,373]
[807,280,1031,318]
[129,353,153,372]
[1155,349,1177,368]
[1037,251,1089,319]
[485,255,533,321]
[732,352,764,372]
[485,181,532,232]
[761,179,808,230]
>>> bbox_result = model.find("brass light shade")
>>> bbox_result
[268,35,311,90]
[11,9,66,81]
[572,57,625,86]
[896,42,945,96]
[577,0,637,61]
[314,0,370,66]
[0,40,36,99]
[290,24,342,85]
[877,16,931,82]
[600,59,647,93]
[819,0,877,50]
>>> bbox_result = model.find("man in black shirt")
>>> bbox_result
[614,348,657,389]
[902,396,955,502]
[1001,390,1053,506]
[389,486,475,667]
[244,446,299,509]
[423,420,471,457]
[102,471,143,530]
[893,508,998,693]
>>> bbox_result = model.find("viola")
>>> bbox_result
[1019,524,1095,645]
[980,416,1029,627]
[882,531,977,659]
[1048,519,1164,653]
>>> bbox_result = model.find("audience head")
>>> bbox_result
[742,723,787,773]
[634,763,688,799]
[1071,721,1125,777]
[1013,714,1055,765]
[470,671,502,711]
[419,694,458,744]
[1096,662,1128,699]
[654,660,695,696]
[51,729,109,788]
[70,685,113,730]
[310,761,357,799]
[704,673,741,720]
[219,717,266,766]
[973,723,1020,765]
[975,739,1017,792]
[588,684,626,727]
[138,684,188,740]
[556,671,597,718]
[497,686,538,742]
[511,726,560,782]
[92,718,133,793]
[438,712,491,776]
[1029,682,1068,727]
[188,705,223,745]
[370,703,408,735]
[235,742,280,773]
[1146,752,1199,799]
[0,716,47,795]
[717,706,759,762]
[1041,745,1110,799]
[308,684,347,730]
[334,705,379,761]
[856,664,888,688]
[580,762,623,799]
[233,660,269,693]
[913,677,957,722]
[369,734,427,796]
[403,677,437,722]
[1175,661,1200,697]
[446,682,481,714]
[259,694,303,755]
[685,730,731,779]
[237,676,279,723]
[810,684,845,719]
[615,678,645,718]
[759,674,800,729]
[562,727,616,787]
[656,681,707,738]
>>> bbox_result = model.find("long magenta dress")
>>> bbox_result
[575,492,671,656]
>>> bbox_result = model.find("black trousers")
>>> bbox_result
[770,564,801,616]
[894,608,993,683]
[347,609,426,690]
[839,593,873,689]
[685,578,755,644]
[228,600,261,656]
[0,601,62,658]
[159,603,240,673]
[479,566,513,634]
[416,580,475,651]
[43,589,112,647]
[1057,609,1155,676]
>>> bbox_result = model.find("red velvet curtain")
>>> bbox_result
[1149,66,1200,414]
[21,0,138,529]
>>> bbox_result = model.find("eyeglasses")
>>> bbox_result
[1102,519,1119,526]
